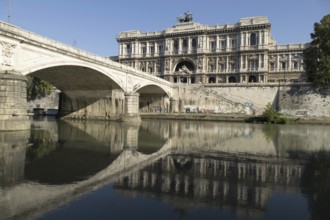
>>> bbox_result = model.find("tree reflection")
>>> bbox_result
[26,130,57,161]
[301,151,330,220]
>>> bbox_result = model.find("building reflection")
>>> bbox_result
[114,151,304,217]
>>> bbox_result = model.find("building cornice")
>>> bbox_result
[117,21,271,43]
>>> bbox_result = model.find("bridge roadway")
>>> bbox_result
[0,21,177,130]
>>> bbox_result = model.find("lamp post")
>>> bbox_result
[8,0,11,23]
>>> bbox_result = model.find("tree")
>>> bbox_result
[304,14,330,89]
[27,76,53,100]
[262,103,280,123]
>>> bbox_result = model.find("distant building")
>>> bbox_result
[117,15,308,84]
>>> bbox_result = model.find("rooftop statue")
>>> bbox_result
[177,11,193,23]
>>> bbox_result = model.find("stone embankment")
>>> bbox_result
[140,113,330,125]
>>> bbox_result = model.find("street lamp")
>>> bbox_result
[8,0,11,23]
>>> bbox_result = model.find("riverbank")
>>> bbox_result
[140,113,330,125]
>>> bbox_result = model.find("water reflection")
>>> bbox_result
[0,119,330,220]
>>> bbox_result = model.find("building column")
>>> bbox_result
[122,92,141,122]
[226,36,230,51]
[188,38,192,53]
[170,98,179,113]
[288,54,292,70]
[119,44,123,57]
[178,38,182,54]
[0,71,30,131]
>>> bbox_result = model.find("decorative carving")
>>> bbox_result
[248,55,258,60]
[165,59,170,71]
[208,58,216,65]
[0,41,17,66]
[268,56,275,62]
[177,11,193,23]
[178,65,191,75]
[280,55,287,61]
[198,58,203,69]
[218,57,225,64]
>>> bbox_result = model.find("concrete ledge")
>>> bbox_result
[140,113,249,122]
[141,113,330,125]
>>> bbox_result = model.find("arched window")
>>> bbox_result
[175,61,195,72]
[250,33,257,46]
[208,77,216,83]
[229,76,236,83]
[249,75,257,83]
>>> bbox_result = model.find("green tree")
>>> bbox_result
[304,14,330,89]
[261,103,291,124]
[27,76,53,100]
[262,103,280,123]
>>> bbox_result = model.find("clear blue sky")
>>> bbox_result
[0,0,329,56]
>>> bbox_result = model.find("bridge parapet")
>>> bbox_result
[0,21,172,89]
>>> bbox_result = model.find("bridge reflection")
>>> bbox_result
[0,120,330,219]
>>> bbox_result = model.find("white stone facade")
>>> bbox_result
[117,16,308,84]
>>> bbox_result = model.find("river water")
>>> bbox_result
[1,117,330,220]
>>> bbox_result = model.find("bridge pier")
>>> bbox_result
[0,130,29,184]
[123,122,140,151]
[170,98,179,113]
[0,72,30,131]
[122,92,141,122]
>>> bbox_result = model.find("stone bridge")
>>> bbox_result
[0,21,176,130]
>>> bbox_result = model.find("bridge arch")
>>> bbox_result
[135,83,170,113]
[22,60,131,119]
[21,60,125,92]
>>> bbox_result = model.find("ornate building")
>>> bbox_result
[117,14,308,84]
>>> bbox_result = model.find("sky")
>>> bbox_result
[0,0,329,56]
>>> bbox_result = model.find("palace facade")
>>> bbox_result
[117,15,308,84]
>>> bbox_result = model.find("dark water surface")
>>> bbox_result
[1,118,330,220]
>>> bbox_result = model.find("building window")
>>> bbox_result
[230,63,235,71]
[141,44,146,56]
[209,76,216,83]
[248,60,258,70]
[182,39,188,51]
[219,64,225,72]
[220,40,226,49]
[209,64,215,72]
[250,33,257,46]
[158,45,163,53]
[126,44,131,55]
[231,39,237,49]
[293,61,298,69]
[270,62,275,71]
[173,40,179,51]
[210,41,216,51]
[249,75,257,83]
[192,38,197,50]
[281,62,286,70]
[149,46,155,54]
[229,76,236,83]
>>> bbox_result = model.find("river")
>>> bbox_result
[1,117,330,220]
